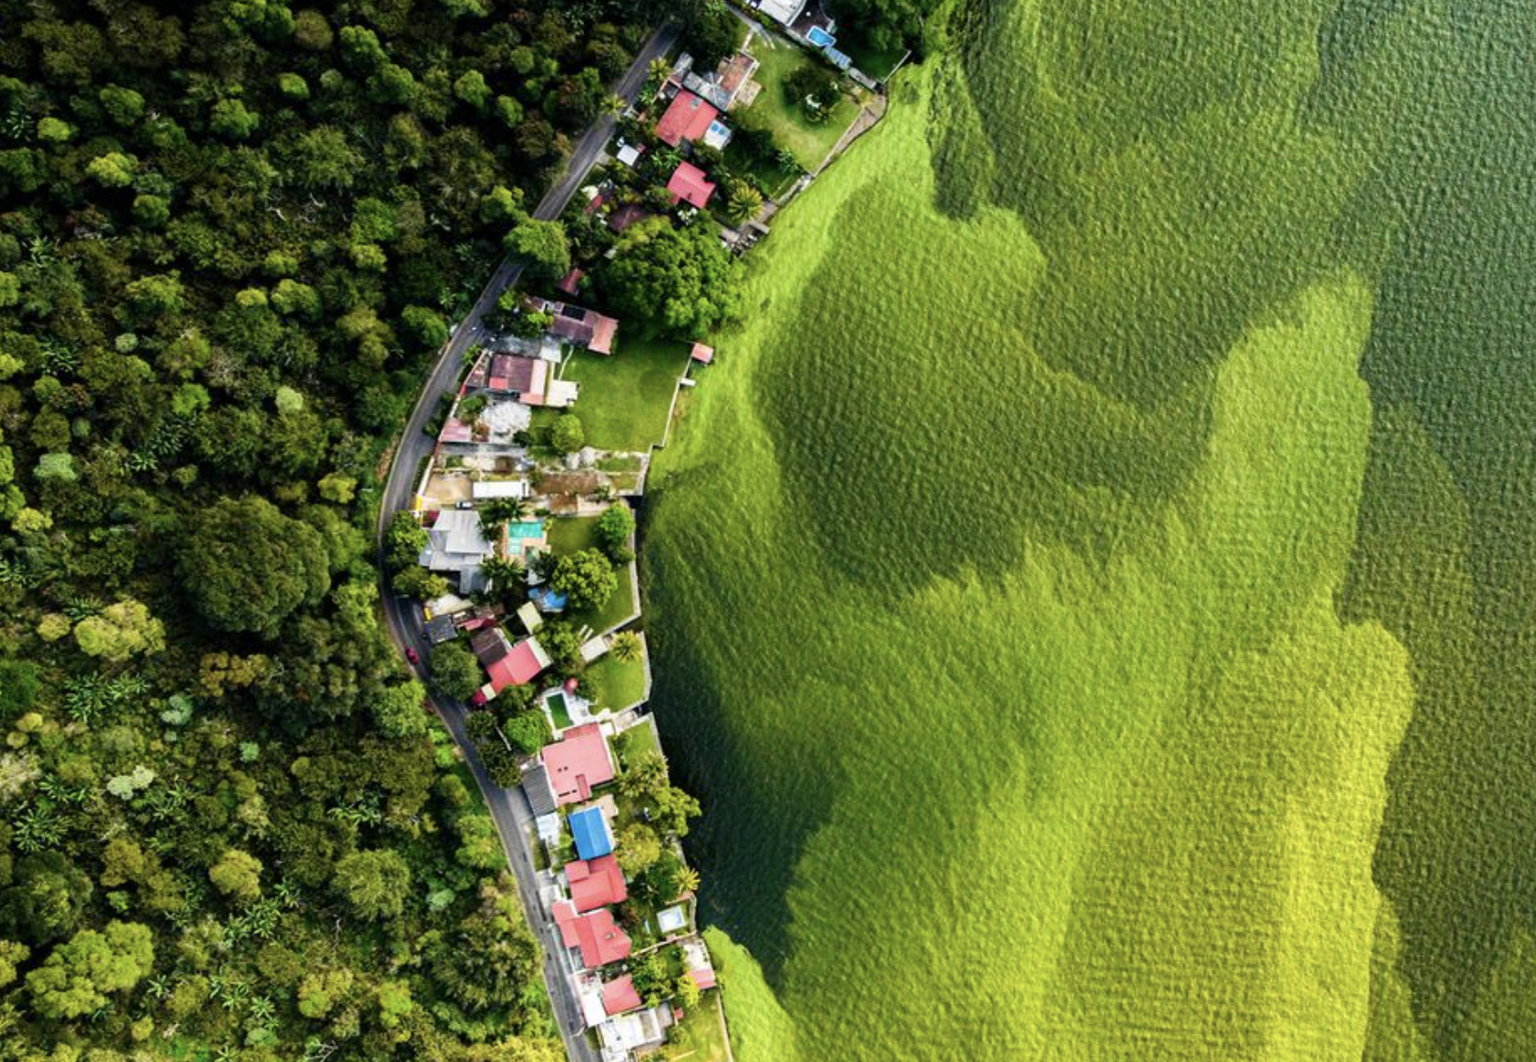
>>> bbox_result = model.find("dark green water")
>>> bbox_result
[1335,0,1536,1053]
[646,0,1536,1055]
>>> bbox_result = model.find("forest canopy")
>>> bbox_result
[0,0,670,1058]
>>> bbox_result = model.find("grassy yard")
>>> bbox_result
[559,337,688,452]
[740,38,860,171]
[545,516,638,633]
[724,137,801,199]
[586,651,648,712]
[661,992,731,1062]
[613,719,663,770]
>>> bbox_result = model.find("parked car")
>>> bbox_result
[405,647,419,665]
[456,500,474,509]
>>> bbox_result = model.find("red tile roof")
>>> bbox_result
[542,723,616,805]
[553,901,631,968]
[548,303,620,354]
[667,162,716,209]
[488,354,544,395]
[686,967,717,991]
[655,91,718,147]
[487,637,548,692]
[690,343,714,364]
[557,268,584,296]
[565,853,627,913]
[602,975,643,1015]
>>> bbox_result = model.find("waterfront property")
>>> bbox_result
[542,722,617,805]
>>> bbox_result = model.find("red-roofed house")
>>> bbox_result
[553,901,631,968]
[685,967,717,991]
[488,354,548,398]
[546,301,619,356]
[690,342,714,364]
[542,723,616,805]
[565,854,627,912]
[557,268,584,296]
[486,637,552,694]
[602,975,643,1016]
[667,162,716,209]
[655,91,718,147]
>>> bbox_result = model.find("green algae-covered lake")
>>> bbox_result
[644,0,1536,1057]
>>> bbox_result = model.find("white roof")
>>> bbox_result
[517,601,543,634]
[598,1007,671,1051]
[579,635,609,664]
[545,378,579,408]
[472,479,530,499]
[578,979,608,1028]
[616,144,641,167]
[656,905,688,933]
[758,0,805,25]
[702,120,732,151]
[420,510,495,570]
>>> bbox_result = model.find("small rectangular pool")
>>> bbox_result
[547,693,573,729]
[807,25,837,48]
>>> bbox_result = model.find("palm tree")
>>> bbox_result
[724,180,764,225]
[480,555,526,592]
[477,496,530,538]
[671,865,701,898]
[610,630,642,663]
[647,58,672,87]
[619,752,667,798]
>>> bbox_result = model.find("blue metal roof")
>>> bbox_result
[569,806,613,860]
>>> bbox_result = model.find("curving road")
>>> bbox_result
[374,22,680,1062]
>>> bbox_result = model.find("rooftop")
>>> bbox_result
[553,901,631,968]
[566,853,627,912]
[522,762,558,817]
[655,90,719,147]
[542,723,617,806]
[690,342,715,364]
[487,636,552,692]
[420,510,497,571]
[602,975,643,1016]
[488,353,547,396]
[569,806,615,861]
[667,162,716,210]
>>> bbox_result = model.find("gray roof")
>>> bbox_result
[522,762,558,817]
[425,615,458,644]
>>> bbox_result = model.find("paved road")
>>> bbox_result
[375,22,680,1062]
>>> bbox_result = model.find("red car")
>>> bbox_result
[405,647,420,665]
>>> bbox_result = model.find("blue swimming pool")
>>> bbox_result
[509,519,543,542]
[807,25,836,48]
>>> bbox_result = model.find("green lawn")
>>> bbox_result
[559,338,688,452]
[545,516,638,633]
[739,39,860,171]
[613,719,663,770]
[586,651,647,712]
[724,137,801,199]
[661,991,731,1062]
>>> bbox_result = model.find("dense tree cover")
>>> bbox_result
[596,215,744,337]
[829,0,941,54]
[0,0,658,1056]
[549,548,616,612]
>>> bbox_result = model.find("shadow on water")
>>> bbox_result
[1331,0,1536,1054]
[640,485,835,987]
